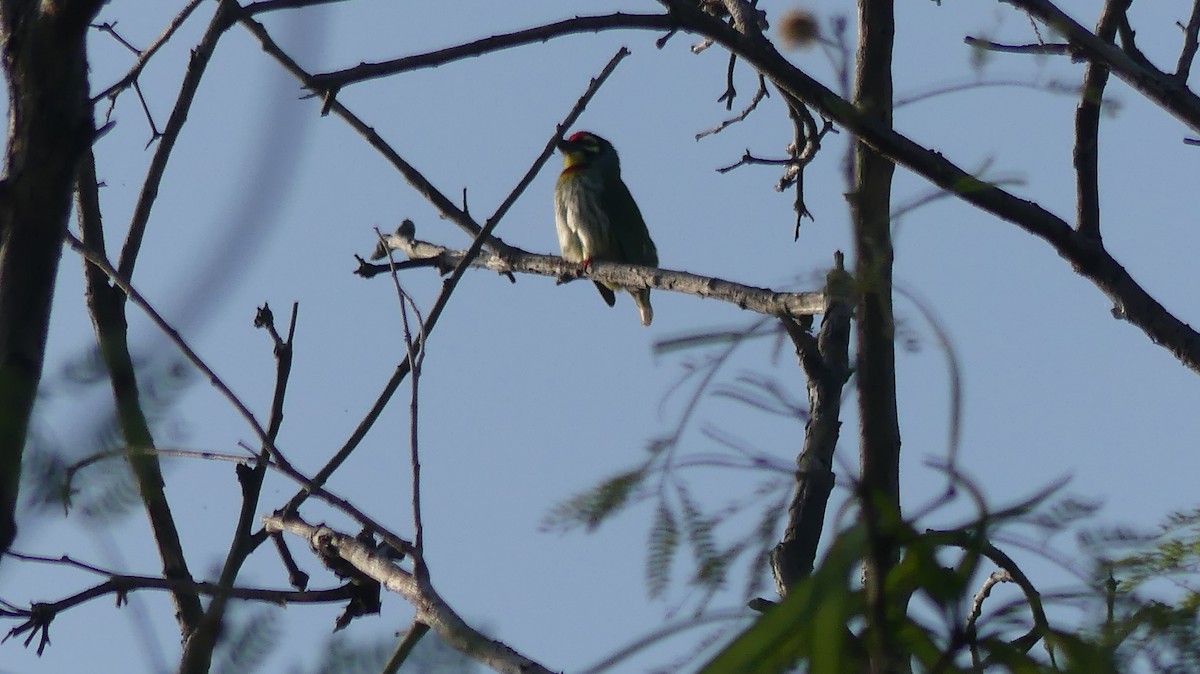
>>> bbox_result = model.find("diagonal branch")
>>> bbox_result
[92,0,206,103]
[77,151,204,632]
[660,0,1200,375]
[118,2,236,281]
[1000,0,1200,131]
[231,4,514,250]
[264,515,556,674]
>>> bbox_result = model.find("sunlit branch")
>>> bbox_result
[364,224,826,320]
[962,36,1074,57]
[264,515,556,674]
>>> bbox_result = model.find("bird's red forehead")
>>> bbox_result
[567,131,592,142]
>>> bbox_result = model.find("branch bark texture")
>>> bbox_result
[849,1,904,671]
[0,0,104,558]
[368,226,826,319]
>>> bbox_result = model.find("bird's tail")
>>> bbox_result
[592,281,617,307]
[632,288,653,326]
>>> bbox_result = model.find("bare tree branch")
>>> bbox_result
[1001,0,1200,131]
[118,2,235,281]
[966,569,1014,668]
[92,0,207,104]
[660,0,1200,375]
[847,0,903,668]
[364,224,826,320]
[308,13,676,91]
[77,151,204,632]
[770,254,852,592]
[1176,0,1200,82]
[963,36,1074,56]
[1074,0,1127,239]
[264,515,557,674]
[178,302,300,674]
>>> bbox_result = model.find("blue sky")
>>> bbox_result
[4,1,1200,672]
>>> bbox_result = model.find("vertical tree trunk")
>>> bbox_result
[0,0,103,558]
[851,0,904,671]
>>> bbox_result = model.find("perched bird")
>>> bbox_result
[554,131,659,326]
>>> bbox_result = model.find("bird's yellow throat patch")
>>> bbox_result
[561,150,588,172]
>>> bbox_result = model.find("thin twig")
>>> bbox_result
[244,0,351,14]
[696,73,768,139]
[718,52,738,110]
[67,233,297,475]
[1000,0,1200,131]
[375,229,428,562]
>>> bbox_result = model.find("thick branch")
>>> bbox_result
[0,0,106,558]
[365,226,826,320]
[264,515,556,674]
[770,258,852,592]
[118,2,235,280]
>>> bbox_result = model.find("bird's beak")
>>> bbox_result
[557,138,586,169]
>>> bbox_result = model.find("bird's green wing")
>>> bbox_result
[605,178,658,267]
